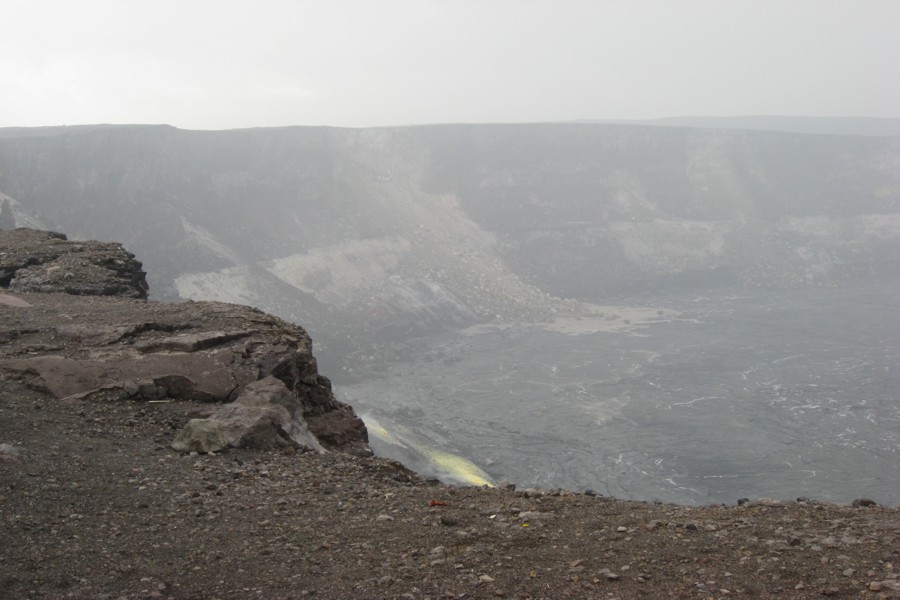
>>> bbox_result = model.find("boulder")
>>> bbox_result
[178,376,324,453]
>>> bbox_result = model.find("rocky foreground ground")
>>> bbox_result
[1,229,898,599]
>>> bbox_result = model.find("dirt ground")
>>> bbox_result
[1,374,897,599]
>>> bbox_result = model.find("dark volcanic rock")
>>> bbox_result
[0,228,148,298]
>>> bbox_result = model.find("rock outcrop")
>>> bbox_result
[172,376,325,453]
[0,228,368,455]
[0,228,148,298]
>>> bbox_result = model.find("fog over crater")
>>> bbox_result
[1,120,898,503]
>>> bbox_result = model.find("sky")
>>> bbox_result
[2,0,899,130]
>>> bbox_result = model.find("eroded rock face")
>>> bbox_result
[0,229,369,455]
[0,228,148,299]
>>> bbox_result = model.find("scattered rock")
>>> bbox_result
[869,580,900,592]
[598,568,621,581]
[440,515,459,527]
[0,442,23,463]
[851,498,877,508]
[746,498,793,508]
[517,511,554,522]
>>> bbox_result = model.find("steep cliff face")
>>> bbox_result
[0,123,897,371]
[417,125,900,296]
[0,228,368,454]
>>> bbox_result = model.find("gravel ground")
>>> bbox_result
[1,379,898,600]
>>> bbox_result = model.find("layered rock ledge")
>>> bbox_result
[0,228,368,455]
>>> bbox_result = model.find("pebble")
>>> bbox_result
[517,511,553,521]
[598,568,620,581]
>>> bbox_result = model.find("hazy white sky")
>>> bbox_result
[2,0,898,129]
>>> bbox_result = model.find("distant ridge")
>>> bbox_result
[5,117,900,137]
[573,115,900,137]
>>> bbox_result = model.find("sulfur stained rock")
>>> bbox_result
[171,419,228,453]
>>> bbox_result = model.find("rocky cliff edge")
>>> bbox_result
[0,228,368,455]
